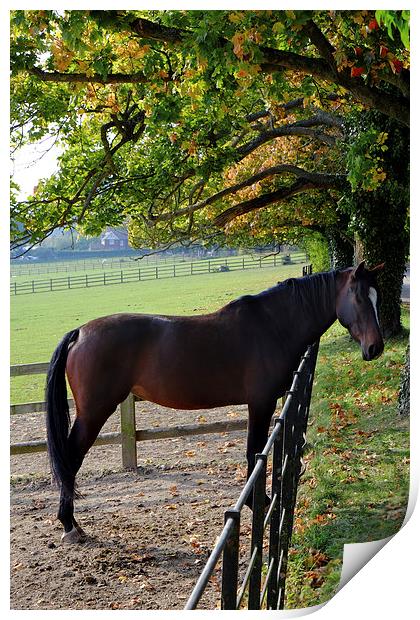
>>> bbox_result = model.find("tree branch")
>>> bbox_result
[148,165,344,225]
[24,14,409,124]
[213,174,347,227]
[28,66,148,84]
[302,19,338,74]
[237,125,338,159]
[121,14,410,126]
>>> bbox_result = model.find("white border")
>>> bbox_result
[3,2,418,619]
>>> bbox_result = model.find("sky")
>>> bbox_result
[12,137,61,201]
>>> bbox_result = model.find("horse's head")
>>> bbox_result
[336,261,385,361]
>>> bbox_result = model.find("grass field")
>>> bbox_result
[285,309,409,608]
[9,263,409,608]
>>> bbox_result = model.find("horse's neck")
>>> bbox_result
[304,272,337,337]
[272,272,338,346]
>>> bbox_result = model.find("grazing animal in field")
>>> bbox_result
[45,261,384,543]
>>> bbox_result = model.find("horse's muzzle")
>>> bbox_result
[362,341,384,361]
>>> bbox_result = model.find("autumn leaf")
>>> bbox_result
[351,66,365,78]
[236,68,249,79]
[389,58,403,74]
[229,12,245,24]
[231,32,245,59]
[169,484,179,496]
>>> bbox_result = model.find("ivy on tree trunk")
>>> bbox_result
[398,344,410,416]
[341,111,409,337]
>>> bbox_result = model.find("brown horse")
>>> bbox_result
[46,261,384,543]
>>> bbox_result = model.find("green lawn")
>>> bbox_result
[285,308,409,608]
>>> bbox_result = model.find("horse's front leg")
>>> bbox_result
[244,399,277,510]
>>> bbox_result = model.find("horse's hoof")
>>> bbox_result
[61,525,86,544]
[74,522,87,537]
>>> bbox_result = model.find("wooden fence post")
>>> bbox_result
[120,394,137,469]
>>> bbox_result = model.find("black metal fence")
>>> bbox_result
[185,341,319,610]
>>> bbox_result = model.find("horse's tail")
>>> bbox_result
[45,328,79,498]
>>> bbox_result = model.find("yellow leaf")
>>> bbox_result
[229,12,245,24]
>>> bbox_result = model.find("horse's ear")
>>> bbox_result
[352,261,366,279]
[369,262,385,274]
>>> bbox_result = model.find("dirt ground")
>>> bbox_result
[10,401,270,610]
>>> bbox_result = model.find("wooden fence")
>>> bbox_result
[10,253,233,277]
[10,362,248,466]
[11,255,177,277]
[10,253,306,295]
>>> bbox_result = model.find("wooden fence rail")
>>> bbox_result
[10,255,186,277]
[10,363,248,465]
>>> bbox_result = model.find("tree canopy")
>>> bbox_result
[10,10,410,254]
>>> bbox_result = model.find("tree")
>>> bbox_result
[341,110,409,336]
[10,10,409,333]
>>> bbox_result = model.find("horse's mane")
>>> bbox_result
[251,270,337,323]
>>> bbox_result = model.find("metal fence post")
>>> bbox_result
[120,394,137,470]
[248,453,267,609]
[278,391,298,608]
[267,418,284,609]
[221,509,241,609]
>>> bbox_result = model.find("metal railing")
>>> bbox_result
[185,341,319,610]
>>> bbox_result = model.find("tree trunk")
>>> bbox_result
[343,112,409,337]
[354,234,365,265]
[398,345,410,416]
[327,228,354,269]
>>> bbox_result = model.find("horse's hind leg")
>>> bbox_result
[58,410,111,544]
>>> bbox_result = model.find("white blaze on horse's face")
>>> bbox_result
[368,286,380,327]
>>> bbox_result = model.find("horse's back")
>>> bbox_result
[66,310,252,410]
